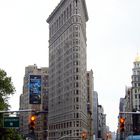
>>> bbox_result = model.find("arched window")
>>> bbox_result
[76,0,78,7]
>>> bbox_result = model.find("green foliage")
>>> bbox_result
[0,69,20,139]
[6,128,25,140]
[0,69,15,111]
[0,128,25,140]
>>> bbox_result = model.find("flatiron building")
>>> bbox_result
[47,0,89,139]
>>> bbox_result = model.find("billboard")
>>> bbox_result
[29,75,41,104]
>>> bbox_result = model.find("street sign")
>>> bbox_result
[3,116,19,128]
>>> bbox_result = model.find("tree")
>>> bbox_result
[6,128,25,140]
[0,69,22,139]
[0,69,15,126]
[0,69,15,110]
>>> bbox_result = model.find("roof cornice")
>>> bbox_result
[47,0,89,23]
[82,0,89,21]
[47,0,65,23]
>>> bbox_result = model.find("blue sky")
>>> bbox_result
[0,0,140,132]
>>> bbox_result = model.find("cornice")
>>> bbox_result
[47,0,66,23]
[47,0,89,23]
[82,0,89,21]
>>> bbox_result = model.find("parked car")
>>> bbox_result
[126,135,140,140]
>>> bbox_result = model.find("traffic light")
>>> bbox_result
[81,131,87,139]
[119,117,125,132]
[29,114,36,131]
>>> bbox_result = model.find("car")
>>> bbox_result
[126,135,140,140]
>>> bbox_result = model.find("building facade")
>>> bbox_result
[86,70,94,140]
[47,0,89,139]
[19,64,48,140]
[131,55,140,134]
[93,91,98,139]
[117,55,140,139]
[124,87,132,137]
[98,105,106,140]
[131,55,140,111]
[118,98,125,139]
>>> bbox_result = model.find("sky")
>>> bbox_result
[0,0,140,132]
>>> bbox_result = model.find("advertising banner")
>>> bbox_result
[29,75,41,104]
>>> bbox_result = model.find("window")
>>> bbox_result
[76,113,79,118]
[59,16,61,27]
[74,25,78,31]
[62,13,64,25]
[74,0,78,7]
[76,105,79,109]
[76,121,79,127]
[76,9,78,14]
[64,10,66,22]
[56,19,58,30]
[76,39,78,45]
[75,32,78,37]
[76,97,79,102]
[74,75,78,80]
[76,90,79,94]
[70,4,72,17]
[67,7,69,18]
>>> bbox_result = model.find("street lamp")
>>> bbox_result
[81,131,87,140]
